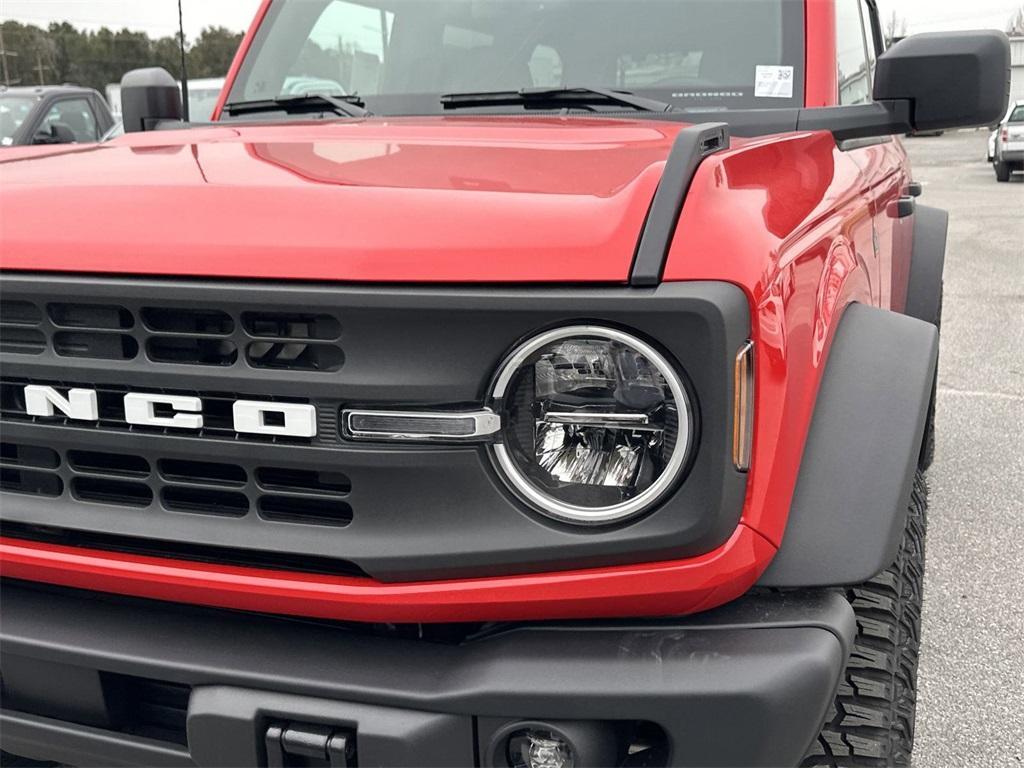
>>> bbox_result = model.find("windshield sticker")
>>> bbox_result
[755,65,795,99]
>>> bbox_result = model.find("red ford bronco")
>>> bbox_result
[0,1,1010,766]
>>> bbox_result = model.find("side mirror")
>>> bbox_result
[32,124,77,145]
[799,30,1010,141]
[875,31,1011,132]
[121,67,182,133]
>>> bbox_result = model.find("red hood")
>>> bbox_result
[0,117,691,283]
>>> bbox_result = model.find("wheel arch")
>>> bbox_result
[904,204,949,326]
[758,302,938,587]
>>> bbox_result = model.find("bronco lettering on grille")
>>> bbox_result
[22,385,317,438]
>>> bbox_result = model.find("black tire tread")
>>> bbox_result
[802,472,928,767]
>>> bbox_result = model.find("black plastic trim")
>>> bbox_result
[759,304,938,587]
[0,582,855,768]
[904,205,949,326]
[188,689,472,767]
[797,100,913,141]
[630,123,729,287]
[0,710,192,768]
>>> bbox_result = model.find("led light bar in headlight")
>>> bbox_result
[489,326,693,525]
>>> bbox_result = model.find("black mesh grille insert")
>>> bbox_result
[54,330,139,360]
[159,458,246,486]
[162,486,249,517]
[246,340,344,372]
[0,327,46,355]
[72,476,154,507]
[1,467,63,497]
[0,301,342,373]
[68,450,150,477]
[147,337,238,366]
[1,442,60,469]
[142,307,234,335]
[2,442,352,526]
[257,467,351,495]
[48,303,133,330]
[243,312,341,340]
[259,494,353,527]
[1,300,42,326]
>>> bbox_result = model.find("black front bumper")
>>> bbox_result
[0,583,854,767]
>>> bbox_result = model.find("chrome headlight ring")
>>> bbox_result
[488,325,693,525]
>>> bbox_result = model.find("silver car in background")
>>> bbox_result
[992,101,1024,182]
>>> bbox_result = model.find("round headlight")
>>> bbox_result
[489,326,692,525]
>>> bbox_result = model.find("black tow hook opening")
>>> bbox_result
[265,721,357,767]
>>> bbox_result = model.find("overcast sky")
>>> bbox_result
[0,0,1019,38]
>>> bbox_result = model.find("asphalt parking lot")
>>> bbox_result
[902,130,1024,767]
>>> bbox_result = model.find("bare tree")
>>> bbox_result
[1008,5,1024,36]
[884,10,907,48]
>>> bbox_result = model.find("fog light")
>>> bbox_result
[507,730,574,768]
[487,720,622,768]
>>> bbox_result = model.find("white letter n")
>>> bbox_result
[24,386,99,421]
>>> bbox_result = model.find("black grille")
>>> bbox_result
[0,273,748,584]
[1,299,43,325]
[1,466,64,497]
[1,441,353,527]
[2,300,343,371]
[49,302,133,329]
[0,327,46,355]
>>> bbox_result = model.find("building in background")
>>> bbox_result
[1011,36,1024,102]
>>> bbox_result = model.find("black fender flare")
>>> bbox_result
[904,204,949,326]
[758,303,938,587]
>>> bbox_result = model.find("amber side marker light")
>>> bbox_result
[733,342,755,472]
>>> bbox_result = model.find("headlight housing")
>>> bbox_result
[489,326,693,525]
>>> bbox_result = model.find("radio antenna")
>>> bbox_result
[178,0,191,121]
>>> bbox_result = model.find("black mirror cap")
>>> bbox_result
[120,67,182,133]
[875,30,1011,133]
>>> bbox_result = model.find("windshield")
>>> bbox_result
[0,96,37,145]
[224,0,805,119]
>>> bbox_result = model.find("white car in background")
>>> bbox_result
[992,101,1024,182]
[987,101,1018,162]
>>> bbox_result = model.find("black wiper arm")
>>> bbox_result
[441,86,677,113]
[223,93,371,118]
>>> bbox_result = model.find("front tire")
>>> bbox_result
[995,161,1011,182]
[803,472,928,767]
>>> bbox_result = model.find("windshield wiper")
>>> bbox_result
[441,86,678,113]
[223,93,371,118]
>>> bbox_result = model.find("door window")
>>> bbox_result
[40,98,100,142]
[836,0,872,105]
